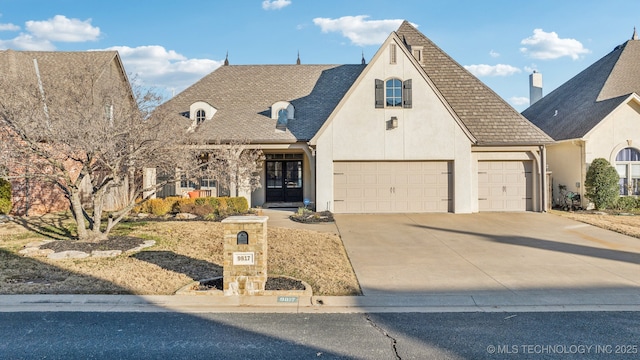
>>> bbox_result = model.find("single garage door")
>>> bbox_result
[478,161,533,211]
[333,161,452,213]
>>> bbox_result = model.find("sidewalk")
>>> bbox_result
[2,292,640,313]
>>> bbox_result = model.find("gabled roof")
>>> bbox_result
[395,21,552,145]
[522,38,640,141]
[162,64,365,143]
[0,50,123,89]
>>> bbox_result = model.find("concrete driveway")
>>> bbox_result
[334,213,640,299]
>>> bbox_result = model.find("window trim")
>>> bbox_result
[375,78,412,109]
[195,109,206,125]
[615,147,640,195]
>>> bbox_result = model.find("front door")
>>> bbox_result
[266,160,303,202]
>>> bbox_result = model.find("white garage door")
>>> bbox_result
[333,161,452,213]
[478,161,533,211]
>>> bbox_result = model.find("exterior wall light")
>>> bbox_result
[387,116,398,129]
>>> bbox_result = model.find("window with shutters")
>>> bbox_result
[375,78,412,108]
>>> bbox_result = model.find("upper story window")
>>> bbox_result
[276,109,288,131]
[195,109,206,125]
[187,101,217,129]
[615,147,640,195]
[375,78,412,109]
[386,79,402,107]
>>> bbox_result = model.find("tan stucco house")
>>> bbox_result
[161,21,552,213]
[523,30,640,208]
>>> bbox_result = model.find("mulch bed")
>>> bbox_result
[194,277,306,291]
[289,211,334,223]
[40,236,147,253]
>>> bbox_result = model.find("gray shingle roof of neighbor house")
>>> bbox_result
[162,64,366,143]
[522,34,640,141]
[395,21,552,145]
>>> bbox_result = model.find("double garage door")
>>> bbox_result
[333,161,452,213]
[333,160,533,213]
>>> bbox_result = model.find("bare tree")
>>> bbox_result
[0,54,199,241]
[198,140,264,198]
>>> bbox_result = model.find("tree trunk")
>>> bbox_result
[69,190,88,240]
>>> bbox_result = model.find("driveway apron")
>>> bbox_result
[334,213,640,298]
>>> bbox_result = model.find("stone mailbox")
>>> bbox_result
[221,216,268,296]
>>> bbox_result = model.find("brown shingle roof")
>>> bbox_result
[162,64,365,142]
[0,50,119,85]
[522,40,640,141]
[396,21,552,145]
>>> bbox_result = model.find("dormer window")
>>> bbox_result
[187,101,217,128]
[196,109,206,125]
[270,100,294,131]
[276,109,288,131]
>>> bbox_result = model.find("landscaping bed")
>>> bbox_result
[0,215,360,296]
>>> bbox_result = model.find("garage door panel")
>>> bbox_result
[334,161,452,213]
[478,160,532,212]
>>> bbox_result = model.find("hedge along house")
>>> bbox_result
[160,21,552,213]
[522,30,640,208]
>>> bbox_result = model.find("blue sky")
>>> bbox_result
[1,0,639,111]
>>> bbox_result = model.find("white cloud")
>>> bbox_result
[103,45,223,93]
[464,64,521,77]
[0,23,19,31]
[0,33,54,50]
[25,15,100,42]
[520,29,589,60]
[262,0,291,10]
[313,16,407,46]
[524,65,537,73]
[510,96,530,106]
[489,50,500,58]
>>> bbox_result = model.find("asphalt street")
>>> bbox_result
[1,311,639,359]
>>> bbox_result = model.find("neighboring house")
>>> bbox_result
[522,30,640,207]
[160,21,552,213]
[0,50,133,215]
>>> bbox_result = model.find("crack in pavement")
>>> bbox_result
[365,313,401,359]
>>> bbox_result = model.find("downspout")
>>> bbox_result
[540,145,547,212]
[580,140,585,208]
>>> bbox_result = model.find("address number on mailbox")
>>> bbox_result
[233,252,255,265]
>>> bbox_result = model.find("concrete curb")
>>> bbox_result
[1,294,639,313]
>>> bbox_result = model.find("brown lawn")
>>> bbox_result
[0,216,360,296]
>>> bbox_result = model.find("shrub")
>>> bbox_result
[227,197,249,214]
[173,198,197,213]
[147,198,173,216]
[585,158,620,210]
[178,203,214,217]
[0,178,12,215]
[614,196,639,211]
